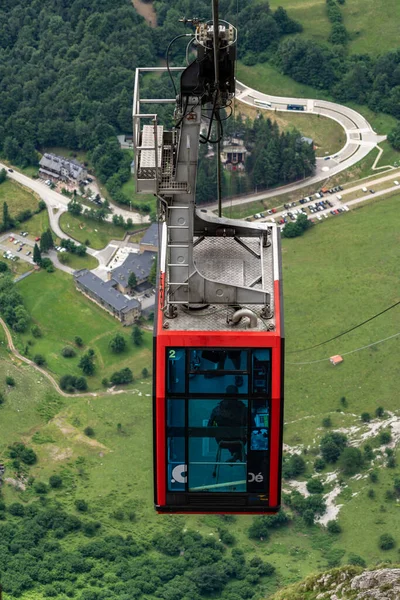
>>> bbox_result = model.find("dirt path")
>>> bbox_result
[0,317,141,399]
[131,0,157,27]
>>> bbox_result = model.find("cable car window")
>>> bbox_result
[252,349,270,394]
[188,397,248,492]
[167,399,186,491]
[189,349,248,394]
[167,348,185,394]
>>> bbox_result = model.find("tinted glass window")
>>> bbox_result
[189,349,248,394]
[252,349,270,394]
[167,399,186,491]
[167,348,185,394]
[188,398,248,492]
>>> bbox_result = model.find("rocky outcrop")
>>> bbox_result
[269,566,400,600]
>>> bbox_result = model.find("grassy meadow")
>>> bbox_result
[14,270,153,391]
[59,212,129,249]
[0,179,39,216]
[236,100,346,157]
[237,62,398,136]
[0,191,399,598]
[265,0,400,56]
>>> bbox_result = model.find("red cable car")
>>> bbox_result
[152,217,284,513]
[133,14,284,513]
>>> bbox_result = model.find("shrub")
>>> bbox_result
[314,457,326,472]
[368,489,375,499]
[369,471,378,483]
[101,377,109,387]
[379,533,395,550]
[327,520,342,534]
[340,447,363,476]
[347,554,366,567]
[75,377,88,391]
[49,475,62,489]
[320,432,348,463]
[84,427,95,437]
[141,367,149,378]
[387,456,396,468]
[59,374,78,392]
[375,406,384,417]
[282,454,306,479]
[33,354,46,366]
[364,444,374,461]
[31,325,42,338]
[322,417,332,427]
[8,502,25,516]
[75,499,89,512]
[109,333,126,353]
[34,481,48,494]
[6,376,15,386]
[379,430,391,445]
[306,478,324,494]
[110,368,134,386]
[0,392,5,405]
[74,336,83,347]
[218,528,236,545]
[61,346,76,358]
[83,521,101,537]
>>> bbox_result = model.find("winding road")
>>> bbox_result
[206,80,387,211]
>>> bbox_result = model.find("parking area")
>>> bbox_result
[0,232,35,266]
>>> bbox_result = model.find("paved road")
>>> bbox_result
[205,81,387,212]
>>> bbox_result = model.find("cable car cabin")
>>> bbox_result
[153,220,284,514]
[133,16,283,513]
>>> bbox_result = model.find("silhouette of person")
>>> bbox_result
[208,385,248,461]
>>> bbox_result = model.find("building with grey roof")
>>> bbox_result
[39,153,87,183]
[74,269,141,325]
[139,223,159,253]
[109,251,156,294]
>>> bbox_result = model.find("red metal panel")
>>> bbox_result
[154,275,284,512]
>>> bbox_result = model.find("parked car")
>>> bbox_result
[13,240,19,245]
[362,187,368,193]
[394,180,399,186]
[369,189,375,194]
[17,247,22,252]
[35,237,40,241]
[271,208,276,213]
[26,250,31,256]
[9,237,14,242]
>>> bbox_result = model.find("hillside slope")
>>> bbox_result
[269,566,400,600]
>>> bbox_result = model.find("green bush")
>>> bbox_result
[327,520,342,534]
[306,478,324,494]
[34,481,48,494]
[61,346,76,358]
[361,412,371,422]
[31,325,42,338]
[314,457,326,472]
[379,533,395,550]
[322,417,332,427]
[8,502,25,516]
[347,554,366,567]
[379,430,392,445]
[33,354,46,366]
[75,499,88,512]
[49,475,62,489]
[6,376,15,386]
[84,426,95,437]
[340,447,363,476]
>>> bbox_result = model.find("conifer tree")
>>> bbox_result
[33,243,42,265]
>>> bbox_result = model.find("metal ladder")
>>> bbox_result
[166,205,191,306]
